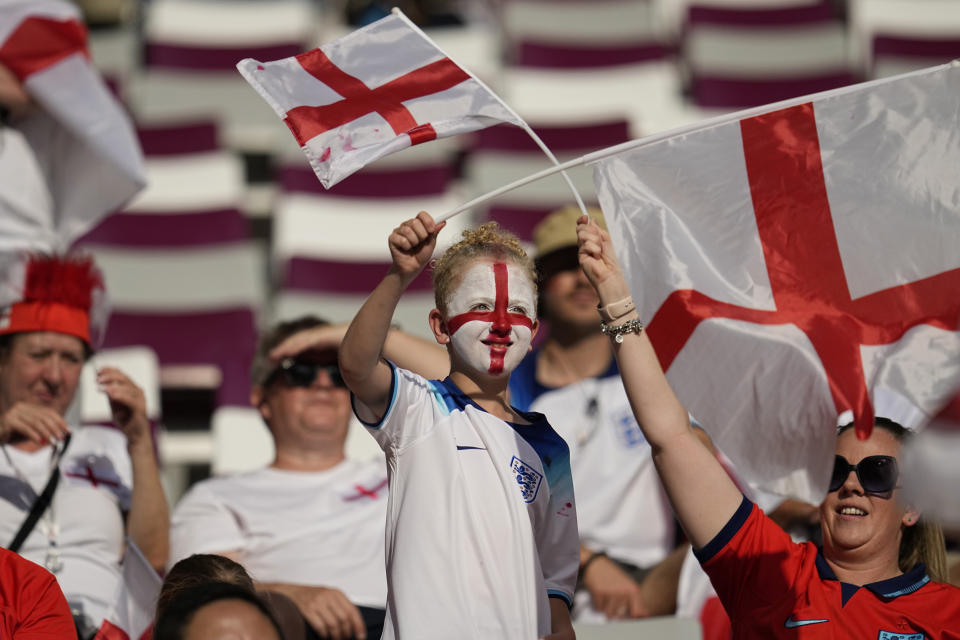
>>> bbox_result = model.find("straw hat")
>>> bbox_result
[533,205,606,259]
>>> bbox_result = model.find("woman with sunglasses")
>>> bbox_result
[575,217,960,637]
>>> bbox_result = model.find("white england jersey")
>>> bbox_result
[170,459,389,608]
[358,365,579,640]
[0,426,132,628]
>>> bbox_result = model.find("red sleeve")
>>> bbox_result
[14,562,77,640]
[695,497,809,618]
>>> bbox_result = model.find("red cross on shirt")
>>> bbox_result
[344,478,388,502]
[647,103,960,438]
[283,48,470,150]
[65,465,120,489]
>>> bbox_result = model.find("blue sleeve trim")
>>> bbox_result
[693,496,752,565]
[547,590,573,610]
[352,361,398,429]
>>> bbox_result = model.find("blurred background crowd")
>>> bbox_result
[59,0,960,515]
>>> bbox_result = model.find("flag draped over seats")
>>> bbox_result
[238,10,523,189]
[593,62,960,502]
[0,0,145,251]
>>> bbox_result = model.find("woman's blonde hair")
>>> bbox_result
[838,419,949,582]
[431,222,537,316]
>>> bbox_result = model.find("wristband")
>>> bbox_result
[578,551,606,582]
[597,296,635,323]
[601,318,644,343]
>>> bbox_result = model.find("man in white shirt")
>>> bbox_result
[170,316,388,640]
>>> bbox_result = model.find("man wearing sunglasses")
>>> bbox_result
[170,316,388,640]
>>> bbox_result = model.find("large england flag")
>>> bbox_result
[238,10,523,188]
[593,62,960,502]
[0,0,146,251]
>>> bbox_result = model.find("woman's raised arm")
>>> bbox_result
[576,216,743,548]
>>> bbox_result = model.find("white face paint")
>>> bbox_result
[444,260,537,378]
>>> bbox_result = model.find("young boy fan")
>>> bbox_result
[340,212,578,640]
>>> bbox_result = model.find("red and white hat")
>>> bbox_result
[0,253,107,346]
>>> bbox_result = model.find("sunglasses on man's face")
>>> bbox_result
[266,358,346,389]
[828,454,899,494]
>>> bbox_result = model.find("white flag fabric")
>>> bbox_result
[0,0,146,252]
[593,62,960,502]
[901,391,960,530]
[238,10,523,189]
[92,540,161,640]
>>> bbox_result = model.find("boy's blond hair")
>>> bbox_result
[432,222,537,316]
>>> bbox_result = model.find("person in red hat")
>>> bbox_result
[0,254,169,639]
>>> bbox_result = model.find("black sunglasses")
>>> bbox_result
[828,455,899,494]
[265,358,346,389]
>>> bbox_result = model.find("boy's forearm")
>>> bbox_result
[340,269,410,391]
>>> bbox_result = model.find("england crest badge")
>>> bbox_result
[510,456,543,503]
[878,632,925,640]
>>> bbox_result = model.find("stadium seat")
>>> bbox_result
[683,2,856,111]
[658,0,825,36]
[499,0,686,133]
[210,406,382,476]
[270,145,471,338]
[77,121,264,408]
[128,0,314,155]
[464,120,631,242]
[848,0,960,79]
[81,121,249,246]
[211,406,273,475]
[86,245,263,408]
[77,346,162,427]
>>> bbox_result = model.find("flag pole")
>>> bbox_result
[391,7,589,220]
[436,154,588,223]
[437,60,960,223]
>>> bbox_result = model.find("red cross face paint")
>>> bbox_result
[445,261,536,377]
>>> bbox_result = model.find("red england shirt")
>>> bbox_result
[697,497,960,639]
[0,547,76,639]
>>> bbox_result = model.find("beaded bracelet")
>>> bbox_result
[601,317,644,343]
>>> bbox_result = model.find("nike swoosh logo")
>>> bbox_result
[784,616,829,628]
[456,445,486,451]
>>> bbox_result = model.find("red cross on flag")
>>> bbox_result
[594,62,960,502]
[238,10,523,189]
[0,0,145,251]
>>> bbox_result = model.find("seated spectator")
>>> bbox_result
[154,582,283,640]
[0,255,168,638]
[0,545,77,638]
[170,317,388,640]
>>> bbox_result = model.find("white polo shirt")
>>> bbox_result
[357,365,579,640]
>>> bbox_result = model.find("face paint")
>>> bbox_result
[445,261,536,376]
